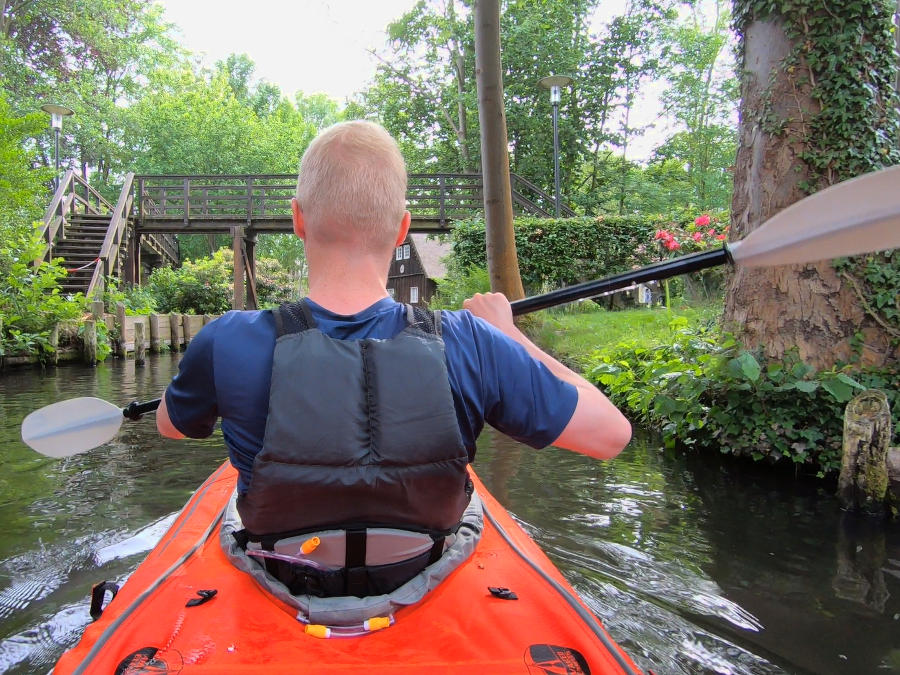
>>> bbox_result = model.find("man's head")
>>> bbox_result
[294,121,409,253]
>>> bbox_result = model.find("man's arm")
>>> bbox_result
[462,292,631,460]
[156,391,185,439]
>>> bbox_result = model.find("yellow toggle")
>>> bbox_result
[300,536,321,555]
[304,624,332,639]
[364,616,391,632]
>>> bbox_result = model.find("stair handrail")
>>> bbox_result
[38,170,115,264]
[510,173,577,218]
[87,172,135,299]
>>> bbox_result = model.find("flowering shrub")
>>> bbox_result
[653,210,729,256]
[651,210,730,301]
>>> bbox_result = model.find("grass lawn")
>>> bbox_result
[527,299,723,369]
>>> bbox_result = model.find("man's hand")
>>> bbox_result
[463,292,516,335]
[463,291,631,460]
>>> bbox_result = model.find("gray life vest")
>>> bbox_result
[236,299,472,539]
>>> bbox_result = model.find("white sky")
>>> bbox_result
[154,1,728,160]
[156,0,421,102]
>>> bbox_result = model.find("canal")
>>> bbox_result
[1,354,898,674]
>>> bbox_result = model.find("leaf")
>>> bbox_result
[821,378,854,403]
[730,351,761,382]
[793,380,819,393]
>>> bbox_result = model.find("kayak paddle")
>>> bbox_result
[21,397,160,458]
[511,164,900,315]
[20,164,900,457]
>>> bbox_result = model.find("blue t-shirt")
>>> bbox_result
[165,298,577,492]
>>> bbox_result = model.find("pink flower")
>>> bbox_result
[716,234,726,241]
[694,214,711,227]
[692,232,703,242]
[665,240,680,251]
[707,229,716,237]
[654,230,667,240]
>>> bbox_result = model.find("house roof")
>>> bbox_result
[410,233,451,280]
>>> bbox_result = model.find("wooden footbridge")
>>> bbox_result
[40,171,574,308]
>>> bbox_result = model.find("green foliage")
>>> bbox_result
[102,278,157,315]
[587,321,896,477]
[0,92,85,357]
[429,266,491,310]
[450,216,657,292]
[733,0,900,189]
[146,250,232,315]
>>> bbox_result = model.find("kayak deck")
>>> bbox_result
[56,463,642,674]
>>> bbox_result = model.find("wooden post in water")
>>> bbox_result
[83,320,97,365]
[169,313,182,351]
[134,321,146,366]
[47,324,59,365]
[116,302,126,358]
[149,314,161,353]
[182,314,193,346]
[838,390,892,515]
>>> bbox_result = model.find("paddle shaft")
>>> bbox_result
[510,247,731,316]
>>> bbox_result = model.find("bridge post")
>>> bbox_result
[245,231,258,311]
[232,226,245,310]
[124,232,141,285]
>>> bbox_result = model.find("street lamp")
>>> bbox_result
[40,103,74,190]
[538,75,573,217]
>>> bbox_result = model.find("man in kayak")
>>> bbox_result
[156,121,631,598]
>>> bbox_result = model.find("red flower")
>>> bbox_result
[654,230,667,240]
[694,214,711,227]
[716,234,726,241]
[692,232,703,242]
[665,240,680,251]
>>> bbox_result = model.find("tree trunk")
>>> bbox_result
[723,14,897,369]
[473,0,525,300]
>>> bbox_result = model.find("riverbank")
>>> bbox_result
[528,301,899,501]
[0,302,219,370]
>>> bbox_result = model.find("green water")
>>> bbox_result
[1,354,898,674]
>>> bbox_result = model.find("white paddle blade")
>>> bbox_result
[21,397,124,458]
[729,165,900,268]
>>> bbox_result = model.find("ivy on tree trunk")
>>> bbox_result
[725,0,900,370]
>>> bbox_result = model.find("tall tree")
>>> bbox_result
[725,1,900,369]
[654,0,737,210]
[474,0,524,299]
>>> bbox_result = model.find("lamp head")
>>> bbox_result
[41,104,74,130]
[538,75,574,105]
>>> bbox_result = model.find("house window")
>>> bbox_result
[395,247,403,261]
[403,244,410,260]
[410,286,419,304]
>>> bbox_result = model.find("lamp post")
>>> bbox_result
[40,103,74,190]
[538,75,572,217]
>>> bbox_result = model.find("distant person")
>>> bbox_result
[156,121,631,599]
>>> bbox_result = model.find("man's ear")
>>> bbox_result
[395,211,411,247]
[291,198,305,240]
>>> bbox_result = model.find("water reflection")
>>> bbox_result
[0,355,898,674]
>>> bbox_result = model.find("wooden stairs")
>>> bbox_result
[52,213,111,295]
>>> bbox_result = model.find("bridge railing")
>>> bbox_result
[38,170,112,263]
[135,172,574,229]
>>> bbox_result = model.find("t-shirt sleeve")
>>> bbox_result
[442,310,578,450]
[164,320,219,438]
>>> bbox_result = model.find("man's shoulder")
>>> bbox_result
[197,309,276,350]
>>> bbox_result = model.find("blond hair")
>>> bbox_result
[296,121,407,249]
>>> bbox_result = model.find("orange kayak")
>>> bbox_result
[56,462,643,674]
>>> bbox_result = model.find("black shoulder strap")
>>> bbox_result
[405,304,442,337]
[274,299,317,337]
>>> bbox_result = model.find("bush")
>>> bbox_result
[0,227,86,357]
[587,319,895,477]
[146,249,232,314]
[450,216,659,293]
[429,266,491,310]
